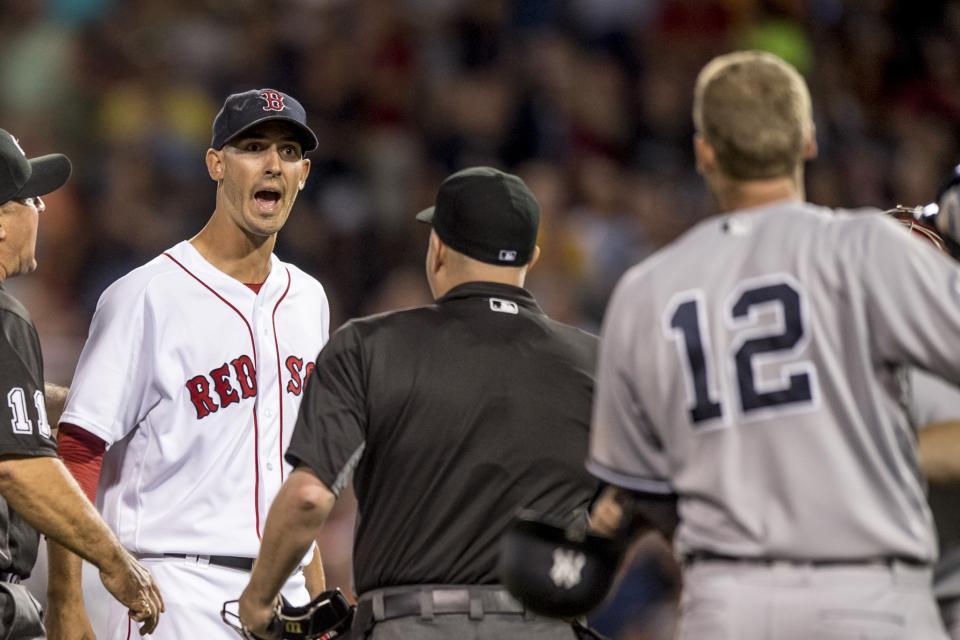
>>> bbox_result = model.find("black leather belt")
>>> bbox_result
[356,587,525,625]
[684,551,928,568]
[161,554,255,571]
[0,572,22,584]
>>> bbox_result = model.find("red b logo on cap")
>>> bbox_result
[260,90,285,112]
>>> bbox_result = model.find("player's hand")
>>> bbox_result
[45,599,96,640]
[98,551,165,635]
[238,589,280,640]
[589,486,625,537]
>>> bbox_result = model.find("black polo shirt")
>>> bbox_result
[287,281,599,594]
[0,287,58,578]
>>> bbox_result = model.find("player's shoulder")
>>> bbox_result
[274,258,328,299]
[612,234,685,295]
[94,245,188,309]
[817,204,910,255]
[815,204,889,229]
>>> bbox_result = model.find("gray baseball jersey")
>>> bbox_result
[589,200,960,561]
[910,369,960,599]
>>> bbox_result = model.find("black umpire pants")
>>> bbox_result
[0,582,44,640]
[353,585,579,640]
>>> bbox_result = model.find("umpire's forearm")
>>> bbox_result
[47,539,85,601]
[0,456,125,570]
[245,467,336,605]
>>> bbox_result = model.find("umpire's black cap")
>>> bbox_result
[0,129,71,205]
[416,167,540,266]
[211,88,318,152]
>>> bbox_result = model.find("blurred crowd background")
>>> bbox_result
[3,0,960,637]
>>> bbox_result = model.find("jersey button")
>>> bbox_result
[266,462,274,471]
[264,408,274,418]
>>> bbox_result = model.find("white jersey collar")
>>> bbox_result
[166,240,287,300]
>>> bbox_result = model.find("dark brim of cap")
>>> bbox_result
[415,207,435,223]
[15,154,72,199]
[219,115,319,152]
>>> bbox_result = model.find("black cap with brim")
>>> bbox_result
[17,154,72,198]
[0,129,72,204]
[415,167,539,266]
[212,89,318,152]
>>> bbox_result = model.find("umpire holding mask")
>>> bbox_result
[238,167,601,639]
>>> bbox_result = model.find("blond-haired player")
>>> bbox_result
[588,51,959,639]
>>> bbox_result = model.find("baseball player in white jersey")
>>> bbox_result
[44,89,330,639]
[587,51,960,639]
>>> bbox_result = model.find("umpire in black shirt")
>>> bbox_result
[238,167,599,639]
[0,130,163,637]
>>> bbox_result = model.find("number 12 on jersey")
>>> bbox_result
[664,275,819,427]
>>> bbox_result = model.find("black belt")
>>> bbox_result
[160,554,255,571]
[684,551,929,568]
[355,587,525,626]
[0,572,21,584]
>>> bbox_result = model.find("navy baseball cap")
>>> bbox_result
[416,167,540,266]
[211,88,318,152]
[0,129,71,205]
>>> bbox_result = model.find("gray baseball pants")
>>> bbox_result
[677,559,948,639]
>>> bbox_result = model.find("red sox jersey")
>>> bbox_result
[60,241,329,556]
[589,202,960,562]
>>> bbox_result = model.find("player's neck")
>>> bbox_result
[714,173,805,213]
[190,220,275,283]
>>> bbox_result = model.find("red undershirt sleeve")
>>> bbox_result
[57,423,106,504]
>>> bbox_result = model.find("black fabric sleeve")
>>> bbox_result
[0,311,57,458]
[285,322,367,497]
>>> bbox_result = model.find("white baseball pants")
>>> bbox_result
[96,556,309,640]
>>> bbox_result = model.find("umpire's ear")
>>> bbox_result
[205,148,225,183]
[427,230,445,274]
